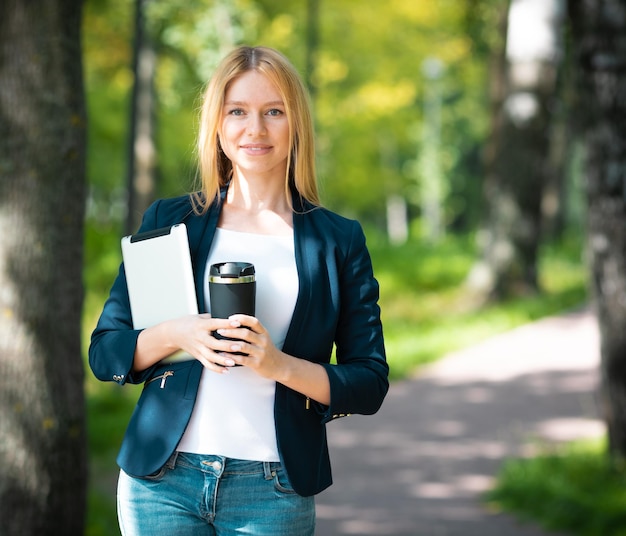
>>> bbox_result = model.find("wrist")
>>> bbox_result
[272,351,294,384]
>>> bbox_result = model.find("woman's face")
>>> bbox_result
[219,70,290,183]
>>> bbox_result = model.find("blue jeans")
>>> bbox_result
[117,452,316,535]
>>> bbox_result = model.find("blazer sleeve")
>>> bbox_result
[88,201,162,386]
[319,220,389,422]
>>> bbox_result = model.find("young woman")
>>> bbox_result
[89,45,388,536]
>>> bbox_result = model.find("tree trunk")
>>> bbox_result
[0,1,87,534]
[125,0,157,235]
[567,0,626,459]
[469,0,565,300]
[305,0,320,101]
[420,57,445,243]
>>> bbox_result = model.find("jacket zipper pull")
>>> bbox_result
[160,371,174,389]
[305,397,310,410]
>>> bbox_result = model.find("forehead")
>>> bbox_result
[224,70,283,102]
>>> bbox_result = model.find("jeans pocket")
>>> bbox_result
[272,466,297,495]
[136,451,178,482]
[137,463,169,481]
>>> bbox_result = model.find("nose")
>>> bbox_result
[247,113,267,136]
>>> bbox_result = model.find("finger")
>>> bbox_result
[217,353,237,367]
[228,314,263,332]
[195,354,228,373]
[227,342,246,355]
[216,327,242,341]
[201,318,234,332]
[196,352,236,373]
[216,326,261,343]
[209,330,241,349]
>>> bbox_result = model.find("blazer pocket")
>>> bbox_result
[143,360,202,401]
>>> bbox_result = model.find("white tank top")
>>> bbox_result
[176,228,298,461]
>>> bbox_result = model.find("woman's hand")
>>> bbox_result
[133,314,245,373]
[135,313,331,405]
[216,315,331,405]
[215,315,286,379]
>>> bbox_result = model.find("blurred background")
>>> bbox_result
[84,0,586,370]
[80,0,606,534]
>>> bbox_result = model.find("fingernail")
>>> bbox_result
[224,358,235,367]
[230,344,242,352]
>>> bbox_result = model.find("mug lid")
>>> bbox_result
[209,262,255,278]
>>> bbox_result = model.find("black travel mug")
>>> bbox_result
[209,262,256,355]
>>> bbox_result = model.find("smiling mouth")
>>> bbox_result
[241,145,272,151]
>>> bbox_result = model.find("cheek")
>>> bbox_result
[276,123,290,147]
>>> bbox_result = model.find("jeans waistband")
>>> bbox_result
[173,451,281,479]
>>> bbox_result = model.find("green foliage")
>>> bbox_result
[148,0,262,84]
[367,230,588,379]
[83,222,123,350]
[86,85,128,203]
[486,439,626,536]
[310,1,489,222]
[83,0,133,218]
[83,0,493,229]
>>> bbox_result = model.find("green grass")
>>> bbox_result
[82,230,589,533]
[486,438,626,536]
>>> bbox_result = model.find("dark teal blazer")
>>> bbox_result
[89,190,388,497]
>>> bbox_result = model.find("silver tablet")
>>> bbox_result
[121,223,198,362]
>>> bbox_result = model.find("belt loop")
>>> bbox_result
[263,461,274,480]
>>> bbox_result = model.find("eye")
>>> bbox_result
[227,108,245,116]
[266,108,284,117]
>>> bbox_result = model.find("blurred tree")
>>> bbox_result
[83,0,134,228]
[419,57,446,243]
[307,1,485,228]
[0,1,87,534]
[125,0,157,234]
[305,0,320,100]
[468,0,566,300]
[567,0,626,459]
[84,0,261,228]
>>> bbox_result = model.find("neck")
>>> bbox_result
[227,174,289,214]
[220,175,293,235]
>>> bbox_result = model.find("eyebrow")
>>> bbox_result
[224,100,285,107]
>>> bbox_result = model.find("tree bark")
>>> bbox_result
[567,0,626,458]
[0,1,87,534]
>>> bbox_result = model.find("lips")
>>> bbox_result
[240,144,273,156]
[241,144,272,151]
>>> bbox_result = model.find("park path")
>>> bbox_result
[315,308,603,535]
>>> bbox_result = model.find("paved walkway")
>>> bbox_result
[316,308,603,535]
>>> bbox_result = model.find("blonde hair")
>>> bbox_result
[193,46,319,213]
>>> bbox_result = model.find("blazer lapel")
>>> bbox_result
[282,195,317,355]
[183,190,226,313]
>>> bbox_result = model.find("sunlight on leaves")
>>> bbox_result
[355,81,417,118]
